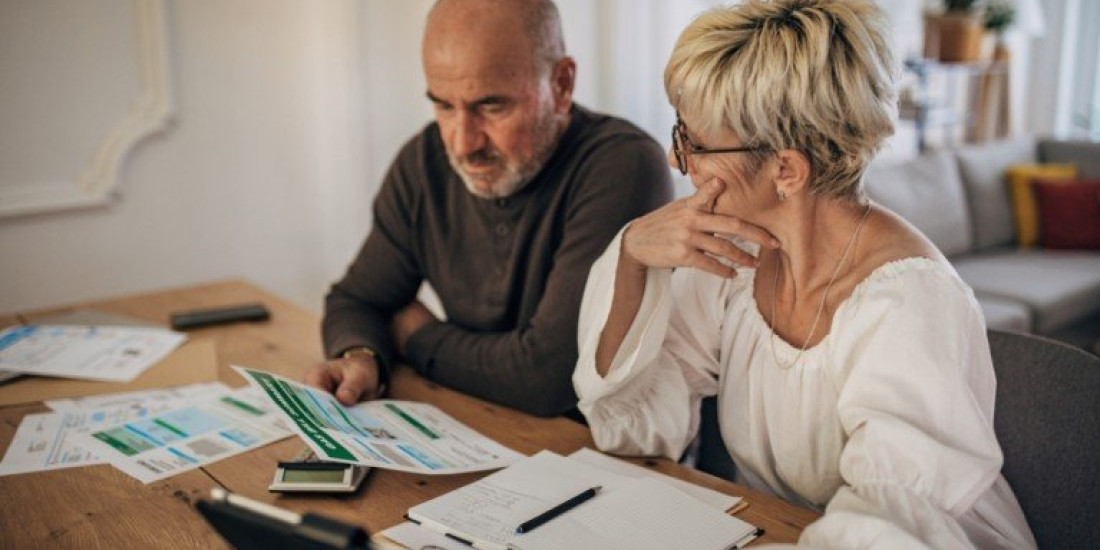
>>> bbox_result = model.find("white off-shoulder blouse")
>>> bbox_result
[574,231,1036,549]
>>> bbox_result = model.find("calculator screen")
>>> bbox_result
[281,469,345,483]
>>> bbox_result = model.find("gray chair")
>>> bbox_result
[695,330,1100,548]
[987,329,1100,549]
[695,396,737,482]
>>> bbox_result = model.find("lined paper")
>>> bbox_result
[517,478,756,550]
[568,447,741,512]
[407,450,758,550]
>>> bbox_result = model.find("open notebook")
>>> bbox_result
[405,450,760,550]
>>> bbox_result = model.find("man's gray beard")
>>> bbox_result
[451,107,562,200]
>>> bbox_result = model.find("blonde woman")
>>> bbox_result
[573,0,1035,547]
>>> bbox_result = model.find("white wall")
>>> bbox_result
[0,0,1036,316]
[1,1,366,314]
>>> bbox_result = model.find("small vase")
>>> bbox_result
[980,32,996,61]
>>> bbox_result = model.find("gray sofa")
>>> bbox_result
[864,138,1100,351]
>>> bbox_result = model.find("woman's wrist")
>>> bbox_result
[619,227,649,276]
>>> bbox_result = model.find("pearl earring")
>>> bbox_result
[777,189,786,201]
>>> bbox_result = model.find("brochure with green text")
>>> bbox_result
[234,366,523,474]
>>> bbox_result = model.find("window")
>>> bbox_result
[1069,0,1100,137]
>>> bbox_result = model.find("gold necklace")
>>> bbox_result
[769,204,872,368]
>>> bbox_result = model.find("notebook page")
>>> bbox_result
[373,521,469,550]
[407,450,631,549]
[568,447,741,512]
[515,477,758,550]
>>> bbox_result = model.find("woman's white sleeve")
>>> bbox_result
[572,230,724,460]
[791,272,1030,549]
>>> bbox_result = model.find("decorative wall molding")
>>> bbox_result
[0,0,175,219]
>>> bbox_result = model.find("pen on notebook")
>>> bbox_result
[515,486,601,534]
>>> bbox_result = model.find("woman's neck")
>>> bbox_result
[764,198,871,297]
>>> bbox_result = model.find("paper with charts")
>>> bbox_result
[0,324,186,382]
[79,387,292,483]
[43,381,230,412]
[235,366,523,474]
[0,382,232,477]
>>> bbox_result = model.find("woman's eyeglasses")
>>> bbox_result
[671,113,769,175]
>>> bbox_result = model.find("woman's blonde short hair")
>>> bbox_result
[664,0,897,199]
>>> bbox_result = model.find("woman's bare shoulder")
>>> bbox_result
[860,205,949,269]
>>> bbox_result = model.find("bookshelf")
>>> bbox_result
[900,56,1010,152]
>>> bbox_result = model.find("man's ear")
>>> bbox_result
[773,149,812,200]
[550,57,576,114]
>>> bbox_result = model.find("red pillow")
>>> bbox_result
[1031,179,1100,250]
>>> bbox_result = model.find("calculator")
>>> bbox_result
[268,447,370,493]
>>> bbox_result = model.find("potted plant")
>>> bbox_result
[924,0,985,63]
[984,1,1017,38]
[982,0,1017,60]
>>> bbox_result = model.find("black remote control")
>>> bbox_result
[169,303,270,330]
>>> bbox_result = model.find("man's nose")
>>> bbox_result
[451,112,487,158]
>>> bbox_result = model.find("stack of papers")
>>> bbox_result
[0,382,232,477]
[0,326,296,483]
[76,386,293,482]
[384,450,759,550]
[0,361,524,483]
[0,322,294,484]
[0,324,186,383]
[373,521,469,550]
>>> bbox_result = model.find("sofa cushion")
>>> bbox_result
[1006,164,1078,247]
[956,137,1038,249]
[1033,179,1100,250]
[974,294,1032,333]
[1039,140,1100,179]
[865,150,972,257]
[953,250,1100,334]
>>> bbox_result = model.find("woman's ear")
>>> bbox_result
[772,150,811,200]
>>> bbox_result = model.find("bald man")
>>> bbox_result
[306,0,672,417]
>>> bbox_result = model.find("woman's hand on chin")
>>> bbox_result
[622,178,779,279]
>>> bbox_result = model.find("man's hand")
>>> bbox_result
[622,179,779,278]
[304,352,382,406]
[392,300,438,358]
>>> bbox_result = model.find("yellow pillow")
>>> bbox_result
[1005,164,1077,247]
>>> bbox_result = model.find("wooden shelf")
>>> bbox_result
[899,56,1010,152]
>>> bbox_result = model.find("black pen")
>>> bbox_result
[515,486,601,534]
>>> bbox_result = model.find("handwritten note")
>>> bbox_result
[407,451,760,550]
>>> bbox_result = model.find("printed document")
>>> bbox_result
[372,521,471,550]
[0,325,186,382]
[0,382,231,477]
[80,387,291,483]
[235,366,523,474]
[407,450,759,550]
[45,381,229,412]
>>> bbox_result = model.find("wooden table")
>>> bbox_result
[0,280,819,548]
